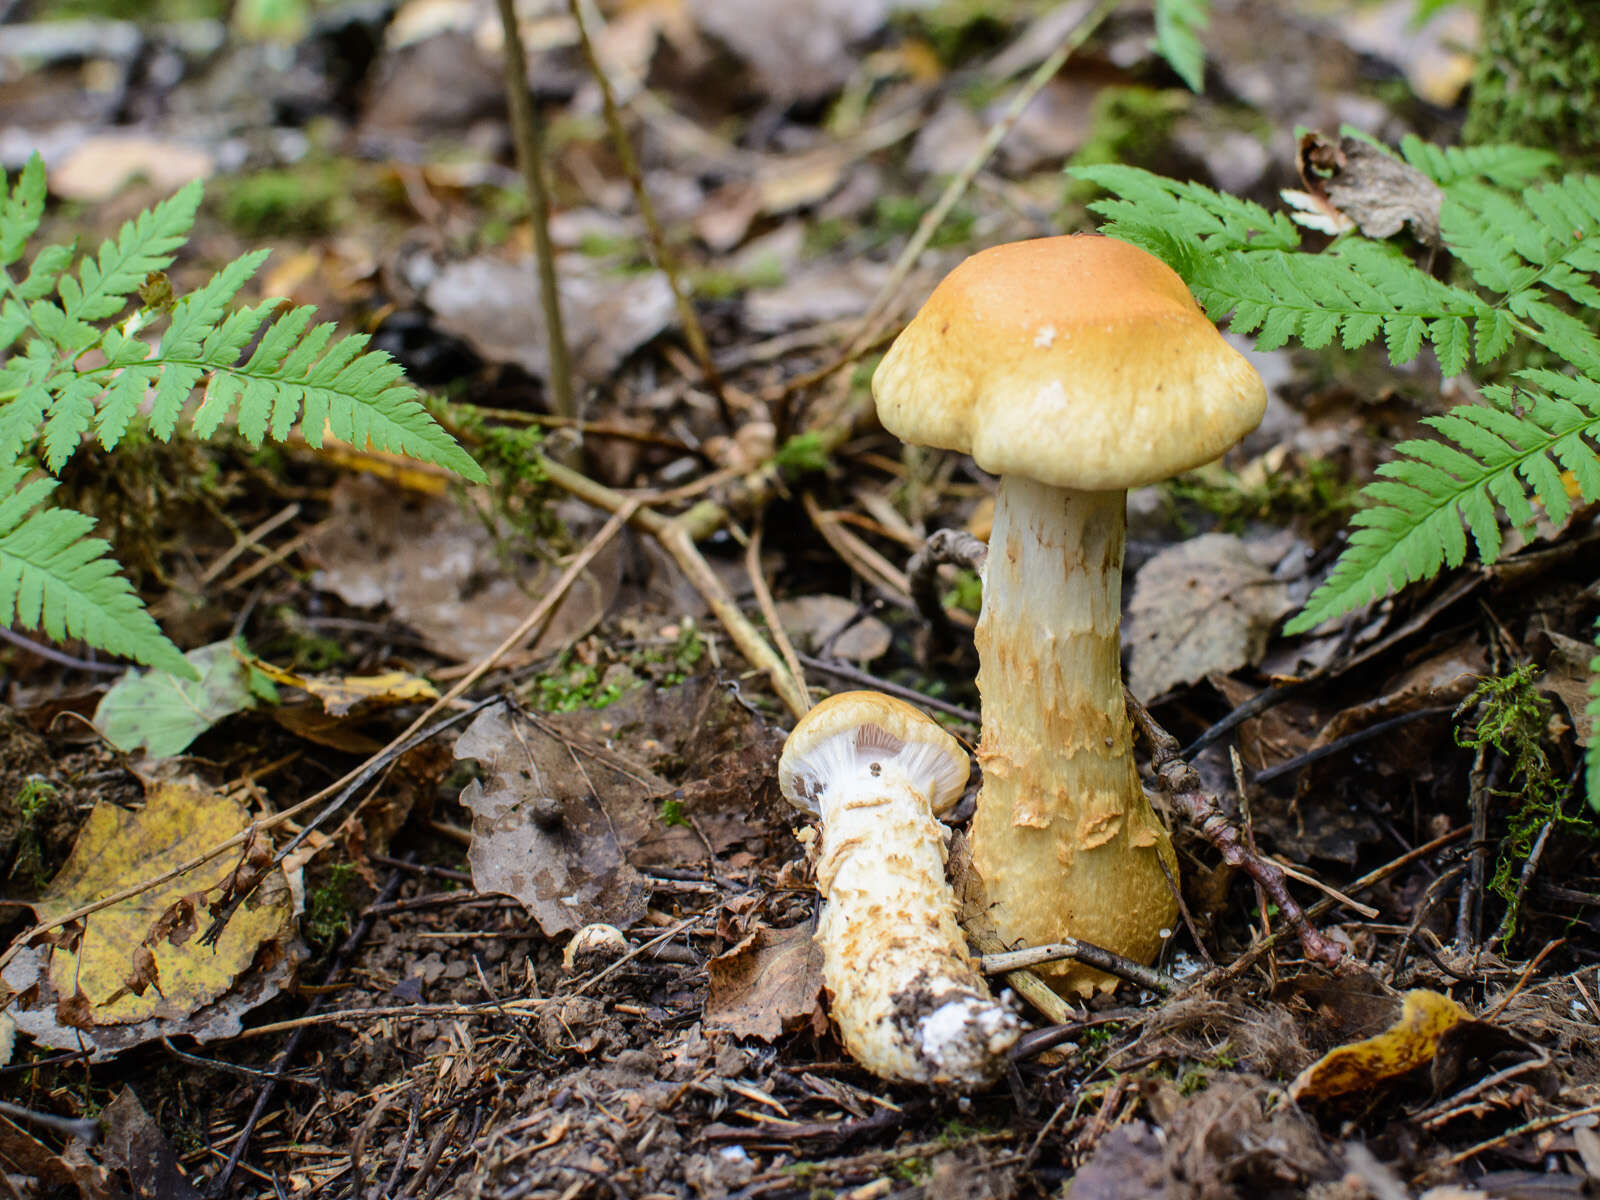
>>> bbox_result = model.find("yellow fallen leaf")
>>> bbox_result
[1289,989,1471,1102]
[35,782,294,1027]
[310,438,455,494]
[242,655,438,717]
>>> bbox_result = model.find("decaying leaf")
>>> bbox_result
[1125,532,1296,699]
[242,655,438,717]
[705,923,824,1042]
[308,475,617,663]
[2,782,302,1058]
[774,595,891,663]
[424,254,673,384]
[1540,632,1597,747]
[1288,989,1471,1102]
[93,640,276,759]
[1293,131,1445,245]
[455,705,650,936]
[99,1087,203,1200]
[686,0,891,102]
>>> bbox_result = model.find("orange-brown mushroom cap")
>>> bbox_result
[872,235,1267,491]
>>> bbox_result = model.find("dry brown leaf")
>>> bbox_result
[307,475,616,663]
[455,705,650,936]
[1294,132,1445,245]
[774,595,891,663]
[705,923,824,1041]
[1125,532,1296,699]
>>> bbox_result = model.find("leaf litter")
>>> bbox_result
[1,0,1598,1195]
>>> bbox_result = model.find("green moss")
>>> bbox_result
[1455,664,1594,938]
[213,162,351,237]
[1061,86,1191,210]
[942,568,983,615]
[775,432,833,477]
[1465,0,1600,160]
[1165,457,1357,534]
[9,777,60,888]
[530,653,634,713]
[305,862,358,946]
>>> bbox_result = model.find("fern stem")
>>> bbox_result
[494,0,577,426]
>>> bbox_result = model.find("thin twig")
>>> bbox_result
[1488,819,1553,953]
[796,653,978,724]
[535,453,810,718]
[495,0,576,422]
[907,528,987,652]
[969,931,1073,1026]
[1441,1099,1600,1168]
[802,491,913,605]
[978,940,1172,993]
[0,623,124,674]
[0,1102,98,1143]
[1124,688,1345,969]
[847,0,1114,352]
[744,523,811,713]
[566,0,732,429]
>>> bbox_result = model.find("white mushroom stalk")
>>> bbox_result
[779,692,1020,1088]
[872,234,1267,996]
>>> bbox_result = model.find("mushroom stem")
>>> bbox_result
[814,751,1018,1087]
[968,475,1177,996]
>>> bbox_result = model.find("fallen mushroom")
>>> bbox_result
[872,234,1267,996]
[778,691,1020,1087]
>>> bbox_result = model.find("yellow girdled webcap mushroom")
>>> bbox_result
[778,691,1020,1088]
[872,234,1268,997]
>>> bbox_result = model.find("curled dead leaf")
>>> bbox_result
[1289,989,1470,1102]
[705,923,824,1042]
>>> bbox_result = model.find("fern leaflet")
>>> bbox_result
[1072,164,1300,252]
[1399,135,1559,189]
[1284,373,1600,633]
[0,466,191,676]
[0,155,45,269]
[1152,0,1210,93]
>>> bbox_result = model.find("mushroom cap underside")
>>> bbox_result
[778,691,970,817]
[872,234,1268,491]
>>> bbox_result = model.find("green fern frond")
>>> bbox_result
[0,154,46,269]
[0,161,486,677]
[1285,375,1600,634]
[1071,164,1300,253]
[0,466,190,676]
[1399,135,1559,188]
[1152,0,1210,93]
[57,180,200,326]
[13,242,489,480]
[1185,239,1491,374]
